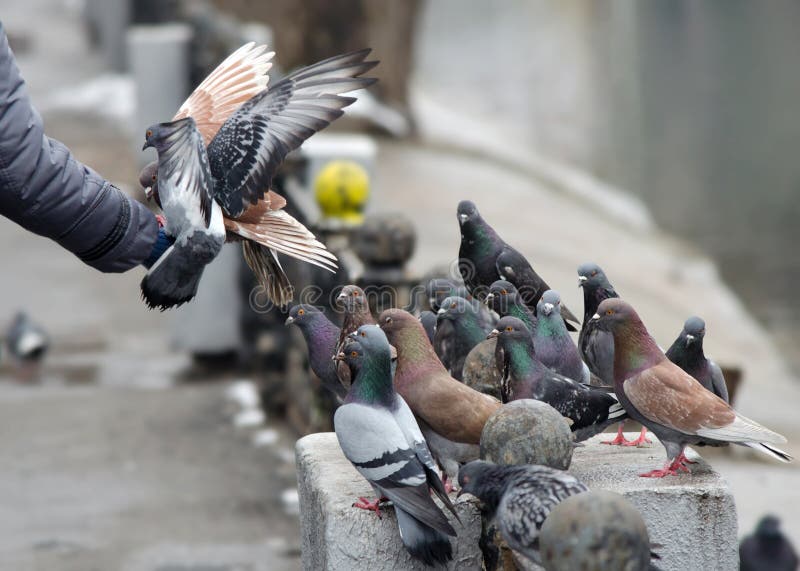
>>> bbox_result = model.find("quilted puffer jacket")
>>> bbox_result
[0,22,158,272]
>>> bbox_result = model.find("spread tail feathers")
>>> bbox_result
[242,240,293,306]
[394,507,454,566]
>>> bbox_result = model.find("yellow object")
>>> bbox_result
[314,160,369,223]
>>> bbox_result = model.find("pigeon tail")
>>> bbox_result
[394,507,454,566]
[740,442,793,463]
[140,242,211,310]
[242,240,293,307]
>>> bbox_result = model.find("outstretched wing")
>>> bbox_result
[156,117,214,227]
[173,42,274,144]
[208,49,378,218]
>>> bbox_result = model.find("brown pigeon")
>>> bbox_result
[336,284,376,351]
[379,308,500,444]
[591,298,791,477]
[139,43,377,305]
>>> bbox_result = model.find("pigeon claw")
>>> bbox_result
[601,424,631,446]
[639,456,690,478]
[353,496,384,517]
[620,428,652,447]
[155,214,167,228]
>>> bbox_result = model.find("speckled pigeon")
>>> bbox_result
[739,515,798,571]
[666,316,729,403]
[456,200,578,330]
[284,304,348,401]
[592,298,791,477]
[457,460,588,567]
[578,263,650,447]
[435,296,492,381]
[333,326,458,566]
[532,290,590,384]
[490,317,626,441]
[140,44,376,308]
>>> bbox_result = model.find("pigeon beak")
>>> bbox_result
[458,213,469,224]
[142,141,152,151]
[347,331,358,341]
[578,275,587,287]
[437,307,446,316]
[337,292,347,303]
[284,316,294,326]
[144,186,153,201]
[485,293,495,304]
[487,329,499,339]
[542,303,554,316]
[590,313,601,321]
[685,334,695,346]
[333,351,345,362]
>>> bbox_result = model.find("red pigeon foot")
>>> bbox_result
[602,424,631,445]
[155,214,167,228]
[674,450,697,467]
[620,427,652,447]
[639,456,690,478]
[352,496,386,517]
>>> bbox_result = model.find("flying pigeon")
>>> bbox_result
[457,460,588,567]
[435,296,492,381]
[333,326,458,566]
[284,304,348,401]
[578,262,650,447]
[490,317,627,441]
[739,515,798,571]
[456,200,579,330]
[533,290,590,384]
[5,311,49,367]
[139,44,377,308]
[485,280,537,330]
[336,284,376,351]
[591,298,791,477]
[419,310,437,344]
[379,309,499,485]
[666,316,729,403]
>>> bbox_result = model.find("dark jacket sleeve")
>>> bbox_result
[0,22,158,273]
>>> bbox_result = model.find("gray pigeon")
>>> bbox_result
[426,277,495,327]
[334,326,458,566]
[666,316,729,402]
[533,290,590,384]
[485,279,536,330]
[140,49,377,309]
[740,515,798,571]
[435,296,492,381]
[457,460,588,566]
[141,118,226,309]
[6,311,48,363]
[419,310,437,344]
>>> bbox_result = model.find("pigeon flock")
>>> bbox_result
[135,43,795,570]
[283,198,793,567]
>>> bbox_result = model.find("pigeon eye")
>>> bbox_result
[385,317,392,324]
[352,291,358,296]
[451,302,456,309]
[350,351,358,357]
[605,309,614,315]
[297,309,305,316]
[360,331,366,337]
[151,174,157,182]
[505,326,513,332]
[500,289,507,295]
[146,129,152,138]
[591,270,597,276]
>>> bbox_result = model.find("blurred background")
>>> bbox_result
[1,0,799,569]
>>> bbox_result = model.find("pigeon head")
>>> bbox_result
[457,200,480,227]
[486,280,520,314]
[457,461,510,514]
[337,285,369,313]
[436,296,474,323]
[141,117,195,152]
[336,338,365,373]
[138,161,159,202]
[285,304,324,327]
[680,316,706,347]
[349,324,392,361]
[488,316,531,342]
[426,278,466,312]
[577,262,611,289]
[754,515,782,538]
[536,289,563,318]
[590,298,641,333]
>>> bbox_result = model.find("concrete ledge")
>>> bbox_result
[296,433,737,571]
